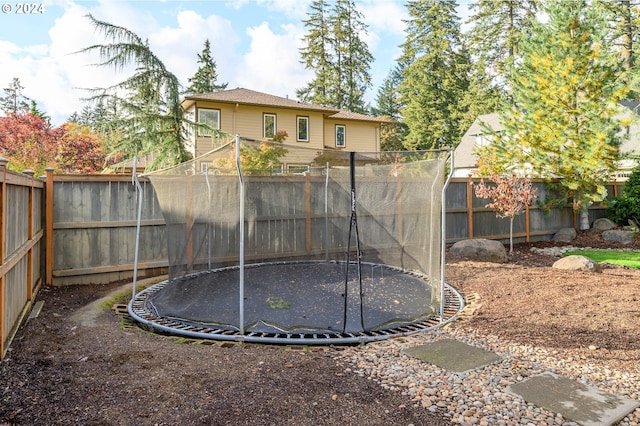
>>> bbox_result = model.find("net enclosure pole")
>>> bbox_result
[441,149,454,322]
[204,164,212,270]
[235,135,246,335]
[132,157,144,300]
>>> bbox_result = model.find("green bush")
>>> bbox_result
[608,164,640,226]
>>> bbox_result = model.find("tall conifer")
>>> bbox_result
[480,0,629,229]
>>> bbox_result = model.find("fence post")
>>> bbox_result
[23,170,35,299]
[467,175,474,239]
[45,168,54,286]
[0,158,7,357]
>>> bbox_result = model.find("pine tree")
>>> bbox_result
[399,0,470,150]
[297,0,373,112]
[186,39,228,94]
[479,0,629,230]
[330,0,373,112]
[297,0,334,106]
[466,0,539,92]
[0,78,31,114]
[77,14,199,171]
[372,66,407,151]
[594,0,640,96]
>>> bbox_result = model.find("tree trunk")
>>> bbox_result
[579,208,590,230]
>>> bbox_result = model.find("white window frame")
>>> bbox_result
[297,116,309,142]
[197,108,220,137]
[263,113,276,139]
[335,124,346,148]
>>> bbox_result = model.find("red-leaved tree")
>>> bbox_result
[474,174,537,253]
[0,113,108,174]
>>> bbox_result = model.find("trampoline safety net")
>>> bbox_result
[136,136,451,340]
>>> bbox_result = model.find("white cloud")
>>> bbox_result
[232,0,311,21]
[237,22,311,99]
[148,10,241,89]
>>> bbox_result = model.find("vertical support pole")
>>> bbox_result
[235,135,245,335]
[305,173,311,254]
[23,170,35,300]
[467,175,474,240]
[0,158,7,357]
[204,164,212,270]
[396,177,403,246]
[45,167,54,287]
[132,158,143,299]
[441,150,454,323]
[324,163,329,261]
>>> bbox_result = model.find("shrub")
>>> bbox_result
[608,164,640,227]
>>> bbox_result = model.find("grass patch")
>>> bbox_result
[564,249,640,269]
[266,296,290,309]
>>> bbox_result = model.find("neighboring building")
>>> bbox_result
[180,88,390,172]
[454,105,640,180]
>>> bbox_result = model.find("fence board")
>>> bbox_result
[1,164,44,359]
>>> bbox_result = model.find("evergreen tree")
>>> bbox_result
[399,0,470,150]
[77,14,201,171]
[297,0,334,106]
[478,0,629,230]
[0,78,31,114]
[372,66,408,151]
[594,0,640,96]
[330,0,373,112]
[466,0,539,92]
[186,39,228,94]
[297,0,373,112]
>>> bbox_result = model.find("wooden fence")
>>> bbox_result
[44,174,625,287]
[446,177,624,244]
[1,161,44,358]
[46,171,167,286]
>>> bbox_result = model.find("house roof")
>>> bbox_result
[454,112,500,170]
[182,87,391,123]
[184,87,337,113]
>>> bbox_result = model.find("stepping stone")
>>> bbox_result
[403,339,502,373]
[507,372,640,426]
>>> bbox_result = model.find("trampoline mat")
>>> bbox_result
[147,262,436,334]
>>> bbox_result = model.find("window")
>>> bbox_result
[197,108,220,136]
[335,125,346,148]
[297,116,309,142]
[264,113,276,139]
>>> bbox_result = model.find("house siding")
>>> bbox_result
[324,119,380,152]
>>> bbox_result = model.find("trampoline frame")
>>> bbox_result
[127,261,465,345]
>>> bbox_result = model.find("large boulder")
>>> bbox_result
[553,227,577,243]
[553,255,601,272]
[602,230,637,244]
[593,218,617,230]
[450,239,507,263]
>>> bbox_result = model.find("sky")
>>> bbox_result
[0,0,471,125]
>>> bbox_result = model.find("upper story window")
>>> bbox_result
[335,125,346,148]
[297,116,309,142]
[264,113,276,139]
[197,108,220,136]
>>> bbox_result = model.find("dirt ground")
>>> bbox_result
[1,229,639,425]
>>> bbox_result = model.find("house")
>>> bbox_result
[454,105,640,180]
[180,88,390,173]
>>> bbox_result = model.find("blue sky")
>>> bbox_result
[0,0,470,125]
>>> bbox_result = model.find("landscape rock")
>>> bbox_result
[602,230,637,244]
[450,239,507,263]
[553,227,577,243]
[553,255,601,272]
[593,218,617,230]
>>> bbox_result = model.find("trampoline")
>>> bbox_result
[128,137,462,344]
